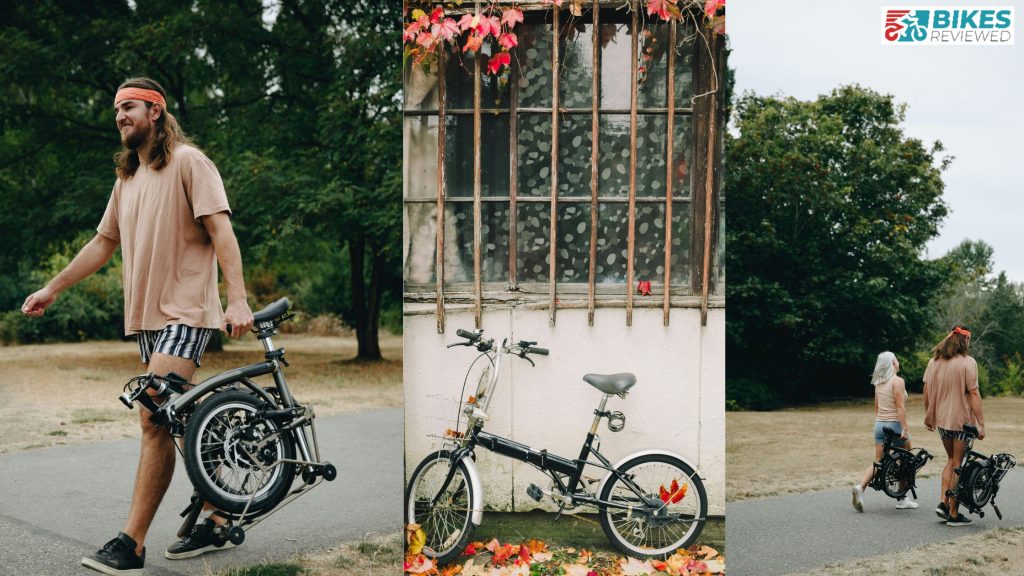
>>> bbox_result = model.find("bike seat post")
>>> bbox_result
[590,394,612,435]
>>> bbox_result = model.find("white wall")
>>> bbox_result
[404,303,725,515]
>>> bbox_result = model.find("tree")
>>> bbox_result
[726,85,949,406]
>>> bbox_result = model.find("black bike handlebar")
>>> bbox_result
[527,347,549,356]
[456,328,480,342]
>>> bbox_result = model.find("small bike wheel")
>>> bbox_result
[879,456,911,499]
[405,450,477,566]
[963,462,994,508]
[599,454,707,559]
[184,390,295,514]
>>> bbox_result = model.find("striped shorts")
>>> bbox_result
[939,427,973,442]
[137,325,214,367]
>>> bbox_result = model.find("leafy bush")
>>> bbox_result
[726,377,782,411]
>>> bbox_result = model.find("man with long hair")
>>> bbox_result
[21,77,254,575]
[923,324,986,527]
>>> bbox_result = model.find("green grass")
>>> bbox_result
[222,563,305,576]
[47,430,68,436]
[458,511,726,553]
[70,408,121,424]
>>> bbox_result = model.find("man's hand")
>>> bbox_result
[223,300,254,338]
[977,425,986,440]
[21,287,58,317]
[900,428,909,440]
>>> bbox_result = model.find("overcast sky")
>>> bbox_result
[729,1,1024,279]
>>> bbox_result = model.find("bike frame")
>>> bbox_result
[433,339,703,519]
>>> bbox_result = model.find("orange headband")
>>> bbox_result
[952,326,972,337]
[114,87,166,108]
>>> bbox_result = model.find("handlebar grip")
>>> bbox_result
[456,328,479,341]
[529,347,549,356]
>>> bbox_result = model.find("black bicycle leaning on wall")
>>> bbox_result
[947,424,1016,519]
[405,329,708,564]
[868,426,933,501]
[118,298,336,546]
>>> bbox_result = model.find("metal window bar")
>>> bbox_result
[587,0,600,326]
[473,48,483,329]
[625,0,639,327]
[548,6,560,327]
[509,57,519,291]
[664,19,676,326]
[436,53,447,334]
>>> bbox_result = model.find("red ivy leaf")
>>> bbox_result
[501,7,525,28]
[659,478,688,503]
[463,34,483,53]
[646,0,675,21]
[487,51,510,74]
[704,0,725,18]
[430,6,444,23]
[498,32,518,49]
[637,280,652,296]
[435,18,459,41]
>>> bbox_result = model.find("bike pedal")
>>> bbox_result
[526,483,543,502]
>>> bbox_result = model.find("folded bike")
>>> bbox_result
[868,426,933,500]
[405,329,707,564]
[948,424,1016,519]
[118,298,336,546]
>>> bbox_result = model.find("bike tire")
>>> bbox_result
[599,453,707,559]
[963,461,994,508]
[183,390,296,514]
[405,450,477,566]
[879,456,910,499]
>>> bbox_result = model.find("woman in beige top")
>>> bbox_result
[851,351,915,511]
[923,324,985,527]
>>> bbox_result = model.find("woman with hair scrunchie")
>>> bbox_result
[851,351,916,512]
[924,324,985,527]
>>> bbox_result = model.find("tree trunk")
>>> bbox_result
[349,235,382,361]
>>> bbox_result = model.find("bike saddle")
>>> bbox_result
[253,297,290,324]
[583,373,637,395]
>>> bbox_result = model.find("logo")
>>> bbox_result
[882,7,1014,44]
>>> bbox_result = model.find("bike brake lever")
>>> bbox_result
[518,352,535,367]
[447,342,472,348]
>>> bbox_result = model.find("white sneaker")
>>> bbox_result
[896,497,919,509]
[851,485,864,512]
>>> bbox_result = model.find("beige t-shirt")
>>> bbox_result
[923,355,978,431]
[875,377,906,422]
[97,145,231,335]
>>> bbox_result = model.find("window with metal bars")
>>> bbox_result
[404,1,723,331]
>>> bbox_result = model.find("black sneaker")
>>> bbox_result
[935,502,949,520]
[81,533,145,575]
[165,518,235,559]
[946,512,973,527]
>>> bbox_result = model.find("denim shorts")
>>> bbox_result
[136,324,214,367]
[874,421,908,446]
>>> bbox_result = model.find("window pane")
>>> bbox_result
[482,202,510,282]
[636,115,667,198]
[558,203,590,282]
[600,22,633,110]
[443,202,473,283]
[670,200,690,289]
[445,114,510,198]
[559,20,594,109]
[517,202,551,283]
[674,22,696,104]
[672,114,693,198]
[404,116,438,199]
[598,115,631,198]
[516,23,553,108]
[404,203,436,284]
[633,203,666,283]
[445,50,510,109]
[517,114,551,198]
[596,202,629,283]
[637,22,669,108]
[558,114,593,197]
[404,61,439,111]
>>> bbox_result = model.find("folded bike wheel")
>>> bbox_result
[599,453,707,559]
[405,450,477,566]
[962,462,994,508]
[184,390,296,514]
[879,456,911,499]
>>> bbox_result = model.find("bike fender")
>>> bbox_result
[596,449,704,498]
[458,454,485,526]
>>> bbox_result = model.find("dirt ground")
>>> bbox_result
[0,334,402,454]
[728,396,1024,576]
[726,394,1024,501]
